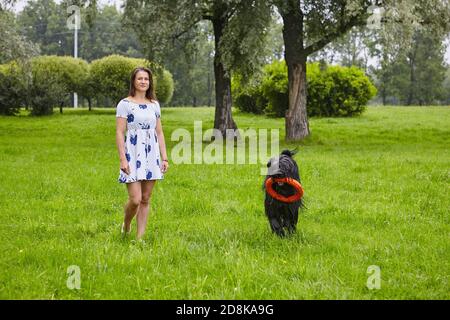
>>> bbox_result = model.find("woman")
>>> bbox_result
[116,67,169,240]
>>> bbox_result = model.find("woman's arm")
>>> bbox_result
[116,117,130,174]
[155,118,169,172]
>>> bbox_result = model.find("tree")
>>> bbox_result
[29,55,89,114]
[124,0,272,138]
[0,0,16,11]
[17,0,143,62]
[271,0,450,140]
[0,9,39,113]
[0,9,39,63]
[309,26,372,71]
[444,67,450,105]
[0,62,25,115]
[389,31,447,105]
[164,21,215,107]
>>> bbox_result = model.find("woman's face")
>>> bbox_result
[134,70,150,93]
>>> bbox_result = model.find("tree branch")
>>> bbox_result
[305,14,367,56]
[171,18,203,41]
[225,3,239,21]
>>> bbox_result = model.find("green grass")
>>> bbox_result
[0,106,449,299]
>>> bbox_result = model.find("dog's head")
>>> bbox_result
[265,149,301,197]
[266,149,300,180]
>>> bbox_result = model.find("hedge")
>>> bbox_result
[233,60,377,117]
[89,55,174,105]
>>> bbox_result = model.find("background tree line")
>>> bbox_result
[6,0,449,110]
[1,0,449,141]
[0,0,215,107]
[0,54,174,115]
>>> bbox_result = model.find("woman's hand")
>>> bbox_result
[161,159,169,173]
[120,160,130,175]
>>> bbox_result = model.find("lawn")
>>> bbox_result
[0,106,448,299]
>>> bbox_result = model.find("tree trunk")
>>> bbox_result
[280,5,310,141]
[407,52,416,106]
[285,58,309,141]
[212,15,237,138]
[207,56,212,107]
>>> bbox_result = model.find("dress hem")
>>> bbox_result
[119,177,164,184]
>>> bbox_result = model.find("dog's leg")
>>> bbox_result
[268,217,285,237]
[265,201,286,237]
[286,205,299,235]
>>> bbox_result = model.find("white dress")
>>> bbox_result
[116,98,163,183]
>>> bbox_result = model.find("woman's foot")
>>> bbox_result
[121,222,131,236]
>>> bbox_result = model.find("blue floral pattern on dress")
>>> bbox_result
[139,123,151,129]
[130,134,137,145]
[126,153,131,162]
[139,104,147,109]
[136,160,141,169]
[127,114,134,123]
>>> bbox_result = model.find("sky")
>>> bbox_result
[10,0,450,64]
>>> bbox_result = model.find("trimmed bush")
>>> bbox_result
[155,69,174,105]
[233,60,377,117]
[0,62,26,115]
[308,63,377,117]
[260,60,289,117]
[29,56,89,115]
[90,55,174,105]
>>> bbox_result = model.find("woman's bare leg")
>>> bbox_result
[136,180,156,239]
[123,182,142,232]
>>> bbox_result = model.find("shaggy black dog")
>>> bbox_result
[264,149,304,237]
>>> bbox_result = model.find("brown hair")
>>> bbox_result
[129,67,157,101]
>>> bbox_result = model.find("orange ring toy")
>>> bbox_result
[265,177,304,203]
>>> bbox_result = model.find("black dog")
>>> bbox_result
[264,149,304,237]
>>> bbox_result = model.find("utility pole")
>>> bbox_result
[74,11,78,108]
[67,5,80,108]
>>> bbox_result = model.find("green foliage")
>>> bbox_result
[124,0,271,77]
[231,73,266,114]
[218,0,272,78]
[443,68,450,105]
[308,63,377,117]
[90,55,174,105]
[260,60,289,117]
[154,69,174,105]
[16,0,143,61]
[90,55,137,105]
[394,32,446,105]
[0,62,24,115]
[28,55,89,115]
[233,61,377,117]
[371,30,447,105]
[0,10,39,64]
[164,22,215,107]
